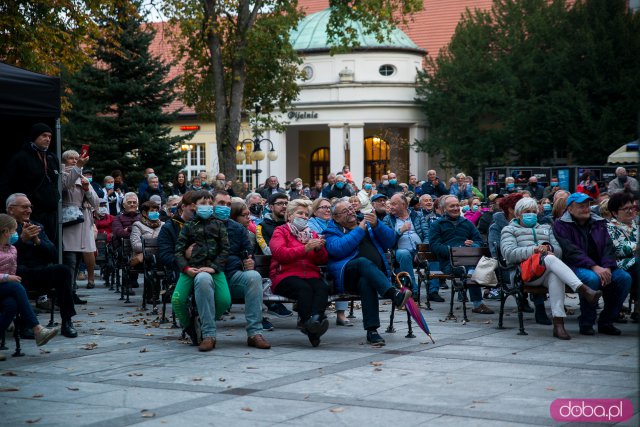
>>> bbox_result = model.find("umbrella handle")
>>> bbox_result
[395,271,411,290]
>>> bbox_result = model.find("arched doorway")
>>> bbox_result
[310,147,330,183]
[364,136,390,182]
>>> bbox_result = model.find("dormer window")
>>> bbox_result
[379,64,396,77]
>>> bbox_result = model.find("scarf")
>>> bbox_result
[141,215,161,229]
[288,222,313,244]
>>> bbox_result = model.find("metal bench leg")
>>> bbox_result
[48,295,56,328]
[462,285,469,322]
[497,287,507,329]
[515,289,528,335]
[405,311,415,338]
[348,300,355,318]
[386,304,396,333]
[0,329,6,350]
[447,280,457,321]
[12,317,24,357]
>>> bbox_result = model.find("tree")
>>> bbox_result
[63,0,193,185]
[162,0,423,181]
[416,0,640,174]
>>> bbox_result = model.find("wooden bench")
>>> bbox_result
[415,243,454,310]
[447,246,496,322]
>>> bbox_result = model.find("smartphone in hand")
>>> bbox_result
[81,144,90,158]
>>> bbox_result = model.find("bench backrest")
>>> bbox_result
[450,247,491,269]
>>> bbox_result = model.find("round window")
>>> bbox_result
[379,64,396,77]
[302,65,314,80]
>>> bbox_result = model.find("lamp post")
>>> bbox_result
[237,136,278,189]
[180,143,194,180]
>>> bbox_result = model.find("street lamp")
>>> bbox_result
[237,135,278,188]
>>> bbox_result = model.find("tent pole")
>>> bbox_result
[56,118,63,265]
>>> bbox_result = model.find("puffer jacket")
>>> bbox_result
[174,217,229,272]
[269,224,328,289]
[500,220,562,267]
[383,210,430,245]
[130,219,164,253]
[324,219,395,293]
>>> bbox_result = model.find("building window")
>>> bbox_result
[378,64,396,77]
[302,65,314,80]
[364,136,390,182]
[181,143,205,180]
[310,147,330,184]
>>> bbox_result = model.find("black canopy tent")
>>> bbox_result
[0,62,63,260]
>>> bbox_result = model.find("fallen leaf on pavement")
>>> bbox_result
[139,348,148,353]
[0,387,19,392]
[241,407,253,412]
[128,373,143,377]
[218,378,226,382]
[374,368,382,372]
[472,400,487,403]
[192,377,202,381]
[144,333,153,336]
[370,361,383,367]
[32,394,44,398]
[245,366,257,369]
[1,371,17,376]
[25,418,42,424]
[66,387,79,391]
[81,343,98,350]
[546,387,556,391]
[88,312,98,316]
[330,407,344,413]
[140,411,155,418]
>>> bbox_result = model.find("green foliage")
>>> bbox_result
[63,0,193,186]
[416,0,640,173]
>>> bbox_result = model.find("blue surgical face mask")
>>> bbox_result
[461,206,470,213]
[543,203,552,213]
[550,182,559,187]
[196,205,213,219]
[335,182,345,189]
[472,205,479,212]
[105,183,114,190]
[364,183,372,191]
[507,183,515,189]
[147,211,160,221]
[169,206,178,215]
[215,205,231,220]
[521,212,538,227]
[9,232,19,245]
[389,179,397,185]
[86,177,93,183]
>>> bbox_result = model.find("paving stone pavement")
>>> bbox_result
[0,279,637,426]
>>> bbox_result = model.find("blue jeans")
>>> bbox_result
[229,270,264,337]
[428,260,441,294]
[344,257,394,331]
[0,281,39,331]
[395,249,417,294]
[574,268,631,327]
[193,272,231,339]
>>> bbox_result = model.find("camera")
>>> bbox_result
[355,212,365,222]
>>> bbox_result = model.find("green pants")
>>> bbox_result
[171,272,231,328]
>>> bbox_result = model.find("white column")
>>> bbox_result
[409,124,428,179]
[329,123,346,175]
[266,129,286,188]
[349,123,365,186]
[286,128,299,181]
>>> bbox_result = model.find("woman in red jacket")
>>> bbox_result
[269,199,329,347]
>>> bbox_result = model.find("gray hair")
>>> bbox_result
[123,192,138,202]
[514,197,538,215]
[103,175,114,183]
[245,192,262,204]
[5,193,28,211]
[147,174,158,183]
[167,195,181,205]
[330,197,350,216]
[285,199,311,221]
[62,150,79,161]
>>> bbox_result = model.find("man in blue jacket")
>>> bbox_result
[324,200,412,346]
[553,193,631,336]
[429,195,493,314]
[383,194,438,300]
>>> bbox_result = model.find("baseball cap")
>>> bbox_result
[371,194,388,202]
[566,192,593,207]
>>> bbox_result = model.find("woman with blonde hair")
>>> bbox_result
[269,199,329,346]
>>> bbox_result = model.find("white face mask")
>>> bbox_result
[296,184,302,190]
[98,207,108,215]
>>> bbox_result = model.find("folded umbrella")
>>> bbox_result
[396,272,435,343]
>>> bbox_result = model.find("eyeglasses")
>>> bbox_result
[273,202,288,207]
[316,206,330,211]
[335,207,355,216]
[10,204,32,210]
[619,206,635,213]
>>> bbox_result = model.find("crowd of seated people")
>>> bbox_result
[2,153,638,358]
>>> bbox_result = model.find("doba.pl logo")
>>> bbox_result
[550,399,633,422]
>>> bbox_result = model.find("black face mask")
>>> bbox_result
[618,175,628,183]
[249,204,263,216]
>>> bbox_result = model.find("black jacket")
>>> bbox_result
[327,184,352,199]
[378,184,402,198]
[1,143,60,214]
[223,219,253,281]
[158,217,184,274]
[14,221,58,271]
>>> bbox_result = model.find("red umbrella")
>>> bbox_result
[396,272,435,343]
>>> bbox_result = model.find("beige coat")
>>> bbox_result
[62,166,101,253]
[130,220,164,254]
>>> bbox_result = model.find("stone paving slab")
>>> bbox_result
[0,278,637,426]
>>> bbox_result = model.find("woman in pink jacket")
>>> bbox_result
[269,199,329,347]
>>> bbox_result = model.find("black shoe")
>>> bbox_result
[308,332,320,347]
[534,305,551,325]
[267,303,293,318]
[393,290,412,309]
[598,323,621,336]
[86,282,95,290]
[305,315,329,337]
[439,281,449,290]
[631,312,639,323]
[126,290,136,296]
[427,292,445,303]
[20,327,35,340]
[72,293,87,305]
[366,330,385,346]
[614,313,628,324]
[262,318,274,331]
[61,320,78,338]
[184,323,198,345]
[579,326,596,336]
[520,300,534,313]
